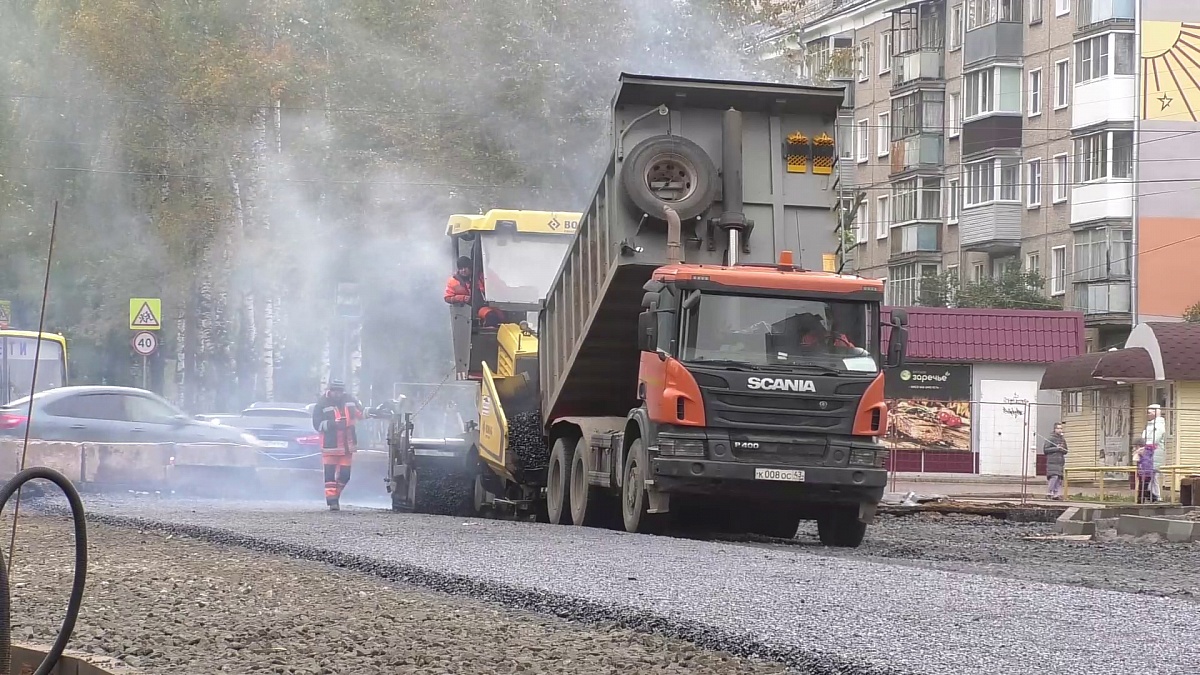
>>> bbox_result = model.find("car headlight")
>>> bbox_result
[850,447,887,467]
[658,437,705,457]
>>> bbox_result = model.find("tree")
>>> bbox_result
[918,266,1060,311]
[1184,301,1200,322]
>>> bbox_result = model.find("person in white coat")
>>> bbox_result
[1143,404,1167,502]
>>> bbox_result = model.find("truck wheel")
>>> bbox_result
[621,135,718,221]
[569,441,603,526]
[546,437,573,525]
[817,506,867,548]
[621,438,667,534]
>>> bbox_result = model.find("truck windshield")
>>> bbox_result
[679,292,879,374]
[1,337,66,404]
[480,232,572,305]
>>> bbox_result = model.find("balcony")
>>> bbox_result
[1074,77,1137,128]
[1071,180,1133,224]
[1076,0,1134,32]
[964,22,1023,66]
[890,133,944,174]
[890,222,941,257]
[1076,280,1132,317]
[892,51,945,89]
[960,202,1022,253]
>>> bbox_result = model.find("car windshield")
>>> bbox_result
[479,231,571,306]
[679,292,879,374]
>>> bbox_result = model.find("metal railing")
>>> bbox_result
[1063,464,1200,502]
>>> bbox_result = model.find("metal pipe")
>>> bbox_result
[664,205,682,265]
[722,108,744,266]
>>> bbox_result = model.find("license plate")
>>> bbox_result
[754,468,805,482]
[261,440,290,449]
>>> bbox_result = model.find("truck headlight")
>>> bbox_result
[850,448,886,467]
[658,438,705,457]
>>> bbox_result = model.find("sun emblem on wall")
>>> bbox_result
[1142,21,1200,122]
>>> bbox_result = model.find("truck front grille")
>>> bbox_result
[701,389,857,434]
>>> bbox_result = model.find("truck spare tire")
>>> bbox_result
[621,135,718,221]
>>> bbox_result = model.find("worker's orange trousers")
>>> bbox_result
[322,451,353,504]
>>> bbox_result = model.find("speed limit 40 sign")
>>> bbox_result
[132,331,158,357]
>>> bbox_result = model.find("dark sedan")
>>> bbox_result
[209,406,324,467]
[0,385,264,446]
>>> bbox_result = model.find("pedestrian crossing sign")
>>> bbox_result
[129,298,162,330]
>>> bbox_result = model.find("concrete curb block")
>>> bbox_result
[13,643,142,674]
[1116,514,1200,542]
[1056,505,1197,536]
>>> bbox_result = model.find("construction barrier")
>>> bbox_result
[1063,464,1200,503]
[0,439,390,501]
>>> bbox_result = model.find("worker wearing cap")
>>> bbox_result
[312,378,363,511]
[797,313,855,349]
[444,255,501,328]
[1144,404,1167,502]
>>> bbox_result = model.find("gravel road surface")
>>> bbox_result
[37,494,1200,675]
[11,514,792,674]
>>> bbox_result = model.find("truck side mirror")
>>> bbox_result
[886,325,908,369]
[890,308,908,327]
[637,311,658,352]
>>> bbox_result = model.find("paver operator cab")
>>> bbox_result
[389,73,909,548]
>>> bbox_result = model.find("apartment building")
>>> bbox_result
[775,0,1138,350]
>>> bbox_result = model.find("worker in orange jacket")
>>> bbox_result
[311,379,363,511]
[444,256,501,327]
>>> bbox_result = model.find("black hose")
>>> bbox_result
[0,467,88,675]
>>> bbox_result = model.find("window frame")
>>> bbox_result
[876,194,891,240]
[1029,0,1044,23]
[1052,152,1069,202]
[963,65,1022,120]
[879,29,893,74]
[856,118,870,162]
[1027,157,1043,208]
[964,156,1022,207]
[1056,0,1070,16]
[1026,251,1041,275]
[877,112,891,157]
[1075,34,1110,84]
[858,38,872,82]
[1028,68,1042,116]
[972,262,985,282]
[947,177,961,223]
[892,176,943,224]
[948,91,961,137]
[949,4,964,50]
[1054,59,1070,109]
[1051,245,1067,296]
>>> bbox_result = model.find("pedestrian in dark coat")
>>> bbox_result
[1043,422,1068,500]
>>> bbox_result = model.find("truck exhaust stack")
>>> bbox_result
[664,205,682,265]
[721,108,745,267]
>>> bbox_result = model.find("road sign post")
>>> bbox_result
[131,299,161,391]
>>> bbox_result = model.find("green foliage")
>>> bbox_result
[1184,300,1200,322]
[918,265,1059,310]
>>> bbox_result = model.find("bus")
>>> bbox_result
[0,330,68,404]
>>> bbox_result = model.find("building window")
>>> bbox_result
[1074,227,1132,281]
[893,177,942,223]
[837,119,854,160]
[1074,130,1134,184]
[964,66,1021,118]
[876,195,890,239]
[1064,390,1083,414]
[1051,245,1067,295]
[948,92,961,137]
[857,201,868,243]
[947,264,959,283]
[1029,0,1043,23]
[856,119,869,162]
[1056,0,1069,16]
[966,0,1021,30]
[950,4,963,49]
[965,157,1021,206]
[878,112,891,156]
[1028,69,1042,116]
[992,255,1018,278]
[1053,153,1069,202]
[892,90,944,140]
[1026,251,1041,275]
[887,263,940,306]
[880,29,892,74]
[1054,59,1070,108]
[1114,33,1135,74]
[947,178,961,222]
[858,39,871,82]
[1027,158,1042,207]
[1076,35,1110,84]
[972,262,985,282]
